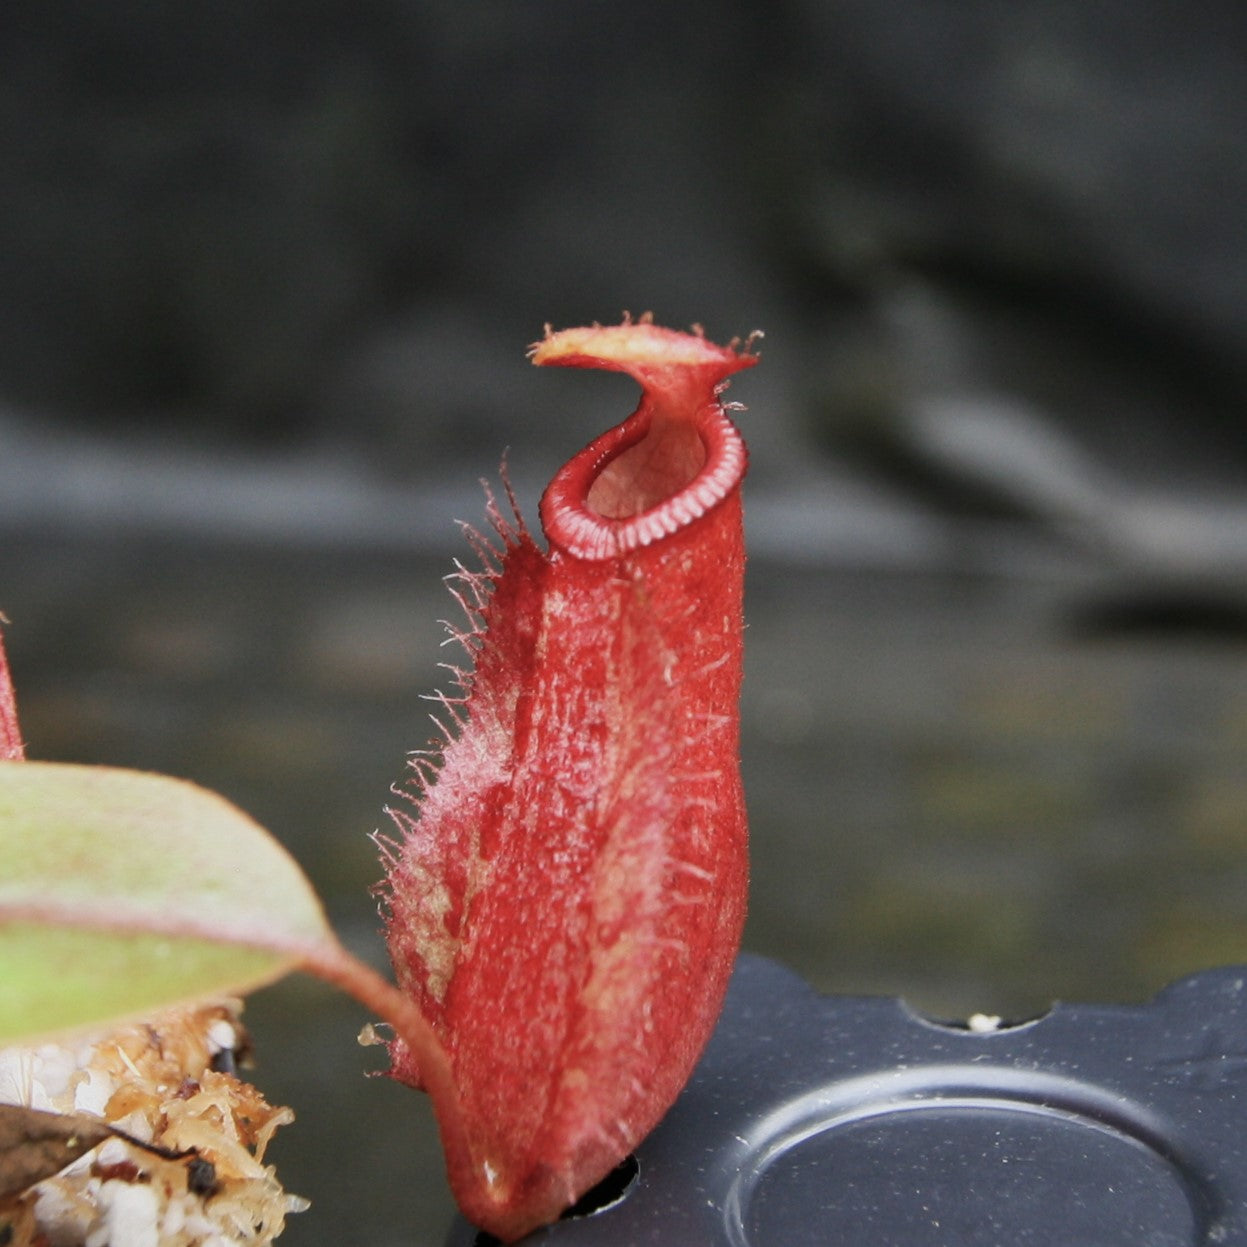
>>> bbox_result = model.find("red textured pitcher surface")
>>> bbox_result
[379,318,757,1241]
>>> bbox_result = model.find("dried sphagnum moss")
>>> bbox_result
[0,1001,305,1247]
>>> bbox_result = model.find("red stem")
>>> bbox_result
[297,941,483,1209]
[0,627,26,761]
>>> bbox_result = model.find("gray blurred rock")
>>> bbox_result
[779,3,1247,306]
[0,0,773,431]
[774,1,1247,434]
[0,0,1243,584]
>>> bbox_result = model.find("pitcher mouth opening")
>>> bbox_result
[539,403,747,561]
[587,410,707,520]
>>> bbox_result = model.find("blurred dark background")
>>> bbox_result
[2,3,1246,1244]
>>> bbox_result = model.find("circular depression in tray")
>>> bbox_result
[723,1071,1207,1247]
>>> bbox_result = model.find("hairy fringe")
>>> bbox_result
[371,469,533,911]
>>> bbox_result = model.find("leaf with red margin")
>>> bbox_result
[0,761,337,1043]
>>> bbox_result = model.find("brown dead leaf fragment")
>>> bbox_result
[0,1105,112,1203]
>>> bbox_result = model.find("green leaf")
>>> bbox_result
[0,761,337,1044]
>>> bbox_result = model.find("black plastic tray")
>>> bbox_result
[447,955,1247,1246]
